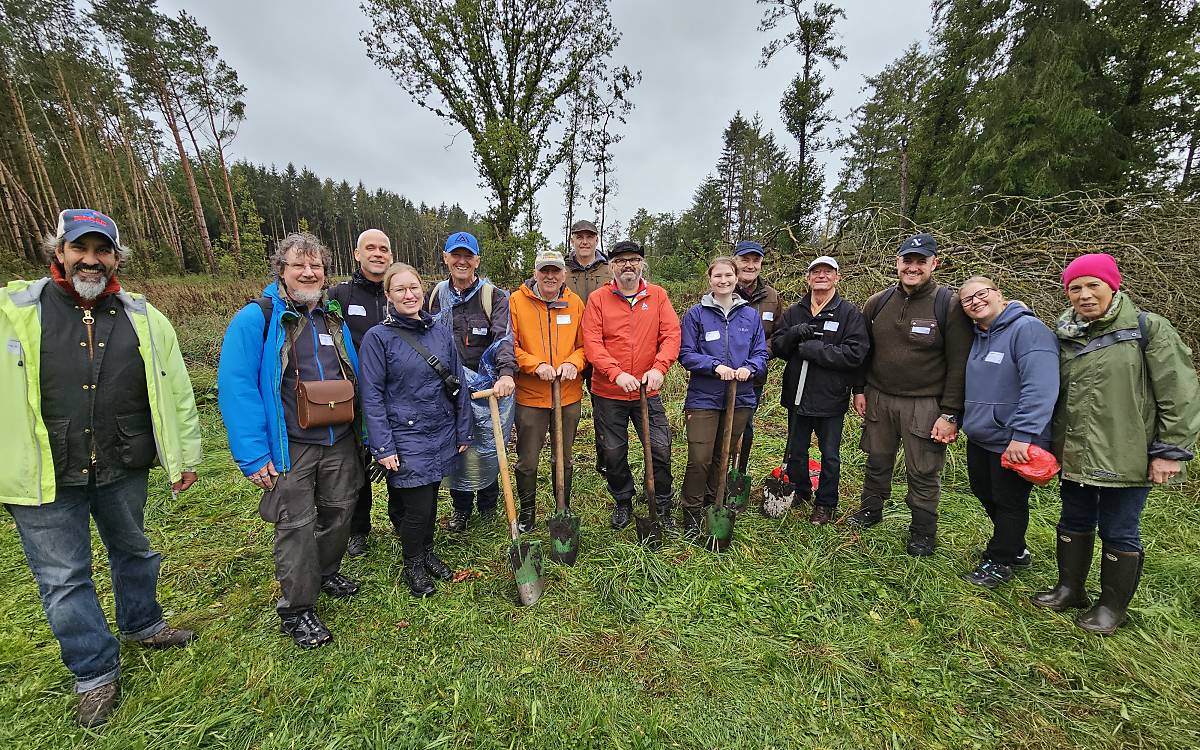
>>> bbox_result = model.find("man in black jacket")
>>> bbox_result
[771,256,869,524]
[327,229,392,556]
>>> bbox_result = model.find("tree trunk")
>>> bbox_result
[174,84,230,238]
[3,76,57,221]
[1179,131,1196,193]
[49,61,103,206]
[899,140,911,228]
[157,79,216,273]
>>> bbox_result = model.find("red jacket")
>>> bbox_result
[581,279,680,401]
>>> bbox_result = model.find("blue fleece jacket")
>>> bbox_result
[679,294,768,411]
[217,281,360,475]
[962,301,1059,452]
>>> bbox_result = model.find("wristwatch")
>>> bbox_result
[940,413,958,424]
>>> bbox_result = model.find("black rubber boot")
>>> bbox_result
[516,473,537,533]
[403,556,436,598]
[681,507,704,541]
[424,547,453,581]
[1031,529,1094,611]
[1075,548,1142,635]
[656,498,676,532]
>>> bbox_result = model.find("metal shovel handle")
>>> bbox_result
[552,377,566,514]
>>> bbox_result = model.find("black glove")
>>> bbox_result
[367,461,390,484]
[792,323,818,342]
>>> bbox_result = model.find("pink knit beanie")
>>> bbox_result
[1062,253,1121,292]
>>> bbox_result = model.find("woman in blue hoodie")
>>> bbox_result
[359,263,472,597]
[678,257,769,537]
[958,276,1059,589]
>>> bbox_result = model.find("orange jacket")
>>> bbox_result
[509,281,587,408]
[581,279,680,401]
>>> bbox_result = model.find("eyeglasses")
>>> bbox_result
[611,257,641,267]
[960,287,996,307]
[285,262,324,272]
[389,285,422,297]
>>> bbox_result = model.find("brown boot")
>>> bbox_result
[76,681,120,728]
[136,625,197,648]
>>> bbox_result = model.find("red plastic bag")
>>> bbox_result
[1001,444,1060,486]
[769,459,822,490]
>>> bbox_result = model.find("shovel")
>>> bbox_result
[726,434,751,511]
[474,388,543,606]
[632,384,663,550]
[706,380,739,552]
[546,378,581,565]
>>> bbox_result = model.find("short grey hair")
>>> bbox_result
[271,232,333,283]
[41,232,131,266]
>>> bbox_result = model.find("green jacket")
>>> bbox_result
[1052,292,1200,487]
[0,278,202,506]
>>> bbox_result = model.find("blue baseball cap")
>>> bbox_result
[444,231,480,256]
[734,240,764,257]
[56,209,120,247]
[898,233,937,257]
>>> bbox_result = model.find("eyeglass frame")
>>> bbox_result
[959,287,997,307]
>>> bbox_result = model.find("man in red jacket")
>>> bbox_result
[581,241,681,530]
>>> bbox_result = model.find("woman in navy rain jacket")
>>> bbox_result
[359,263,471,597]
[677,257,768,536]
[958,276,1058,590]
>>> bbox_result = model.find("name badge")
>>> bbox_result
[471,327,489,336]
[762,311,774,321]
[911,325,931,335]
[704,330,721,342]
[556,314,571,325]
[823,320,840,332]
[6,339,20,355]
[985,351,1005,364]
[318,334,335,346]
[347,304,367,317]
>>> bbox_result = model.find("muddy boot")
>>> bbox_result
[403,556,436,598]
[1076,548,1142,635]
[517,502,536,534]
[516,472,538,533]
[76,681,120,728]
[1031,530,1094,611]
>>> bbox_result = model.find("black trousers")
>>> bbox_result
[785,412,844,508]
[966,441,1033,565]
[350,470,409,535]
[394,481,440,560]
[592,394,674,507]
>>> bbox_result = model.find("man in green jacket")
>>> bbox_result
[0,209,202,728]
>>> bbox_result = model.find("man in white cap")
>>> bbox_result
[770,256,869,524]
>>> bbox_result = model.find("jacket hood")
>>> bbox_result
[699,292,750,316]
[520,278,566,303]
[383,309,435,332]
[977,301,1035,335]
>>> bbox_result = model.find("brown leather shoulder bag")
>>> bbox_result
[292,321,356,429]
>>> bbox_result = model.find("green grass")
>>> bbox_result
[2,280,1200,749]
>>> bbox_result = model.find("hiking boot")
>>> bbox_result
[847,507,883,529]
[279,608,332,649]
[424,547,453,581]
[76,681,120,728]
[346,533,368,557]
[517,502,536,534]
[1031,530,1094,611]
[962,559,1014,589]
[136,625,196,648]
[906,533,936,557]
[447,511,469,533]
[809,505,835,525]
[404,557,436,598]
[656,500,676,532]
[320,573,360,598]
[611,503,633,530]
[1076,548,1142,635]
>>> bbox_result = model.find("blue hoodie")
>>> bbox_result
[962,301,1059,452]
[679,293,768,411]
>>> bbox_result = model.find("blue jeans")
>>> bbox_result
[6,471,166,692]
[1058,480,1150,552]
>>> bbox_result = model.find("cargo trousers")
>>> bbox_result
[857,386,948,536]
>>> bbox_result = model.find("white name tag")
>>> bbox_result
[762,311,774,321]
[6,339,20,355]
[556,314,571,325]
[704,330,721,342]
[823,320,840,332]
[911,326,932,335]
[318,334,334,346]
[347,304,367,317]
[985,351,1005,364]
[471,327,489,336]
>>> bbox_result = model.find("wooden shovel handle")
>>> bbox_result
[639,384,657,520]
[481,392,520,540]
[713,379,738,508]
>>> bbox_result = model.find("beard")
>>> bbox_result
[71,266,111,301]
[288,287,323,306]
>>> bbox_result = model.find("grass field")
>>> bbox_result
[1,276,1199,749]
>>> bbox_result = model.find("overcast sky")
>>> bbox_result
[157,0,932,242]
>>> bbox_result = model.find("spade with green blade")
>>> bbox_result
[706,380,739,552]
[474,388,543,606]
[546,378,581,565]
[726,433,750,511]
[633,384,663,550]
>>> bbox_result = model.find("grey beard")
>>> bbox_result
[72,274,107,301]
[288,287,323,306]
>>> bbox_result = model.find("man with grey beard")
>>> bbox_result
[0,209,202,727]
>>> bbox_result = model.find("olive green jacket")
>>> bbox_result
[1052,292,1200,487]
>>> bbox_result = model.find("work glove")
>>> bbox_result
[792,323,819,343]
[367,461,390,484]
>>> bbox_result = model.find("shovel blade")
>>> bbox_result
[547,510,582,566]
[761,477,795,519]
[508,540,544,606]
[633,513,663,550]
[705,505,736,552]
[726,470,750,510]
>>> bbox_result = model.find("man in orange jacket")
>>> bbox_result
[509,249,587,531]
[582,240,681,530]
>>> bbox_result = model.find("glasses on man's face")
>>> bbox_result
[390,285,422,298]
[960,287,995,307]
[286,262,324,272]
[611,257,641,268]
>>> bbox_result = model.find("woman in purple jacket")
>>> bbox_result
[678,257,769,537]
[958,276,1058,590]
[359,263,471,597]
